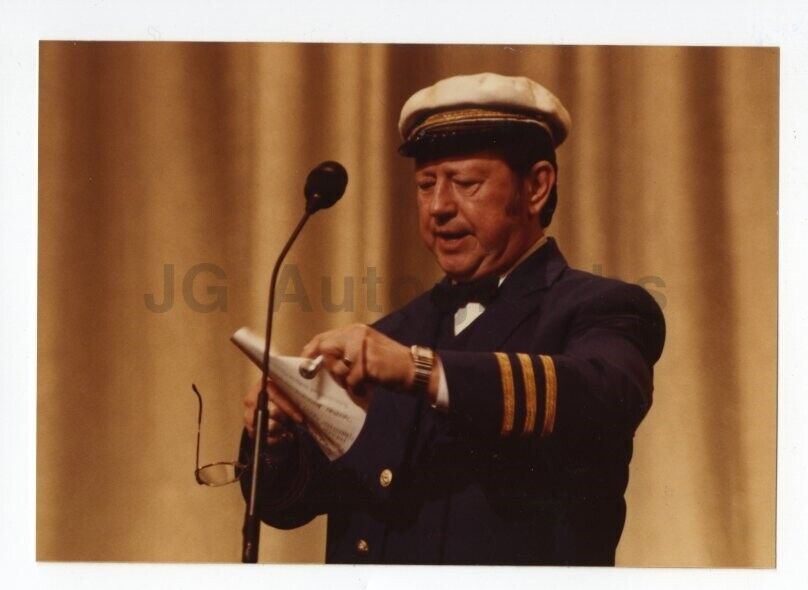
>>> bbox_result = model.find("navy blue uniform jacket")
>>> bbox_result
[240,239,665,565]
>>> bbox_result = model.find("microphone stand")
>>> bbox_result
[242,211,311,563]
[240,160,346,563]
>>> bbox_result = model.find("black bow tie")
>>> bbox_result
[431,275,500,314]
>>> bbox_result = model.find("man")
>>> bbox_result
[240,72,665,565]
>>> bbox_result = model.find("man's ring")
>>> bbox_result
[342,356,354,368]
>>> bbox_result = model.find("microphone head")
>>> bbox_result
[304,161,348,213]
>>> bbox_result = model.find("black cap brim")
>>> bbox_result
[399,122,556,165]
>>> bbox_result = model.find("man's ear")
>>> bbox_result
[524,160,556,217]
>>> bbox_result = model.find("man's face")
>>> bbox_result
[414,150,544,282]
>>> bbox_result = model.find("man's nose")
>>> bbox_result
[430,179,457,218]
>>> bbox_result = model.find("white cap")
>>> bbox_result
[398,72,571,149]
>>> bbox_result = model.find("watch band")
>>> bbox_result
[410,345,434,392]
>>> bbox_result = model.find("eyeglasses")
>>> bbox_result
[192,384,246,487]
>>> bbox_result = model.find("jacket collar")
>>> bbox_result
[497,236,568,300]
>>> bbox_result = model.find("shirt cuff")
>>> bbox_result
[433,362,450,411]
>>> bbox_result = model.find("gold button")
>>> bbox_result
[379,468,393,488]
[356,539,370,554]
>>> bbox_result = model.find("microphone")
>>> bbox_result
[242,161,347,563]
[304,161,348,214]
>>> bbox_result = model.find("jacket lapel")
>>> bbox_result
[456,238,568,352]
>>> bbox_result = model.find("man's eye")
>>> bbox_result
[417,181,435,191]
[454,179,480,188]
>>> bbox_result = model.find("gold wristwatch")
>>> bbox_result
[410,345,434,392]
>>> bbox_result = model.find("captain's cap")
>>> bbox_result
[398,72,571,158]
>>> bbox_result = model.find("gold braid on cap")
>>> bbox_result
[407,108,550,141]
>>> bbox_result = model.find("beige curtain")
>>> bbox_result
[37,42,777,567]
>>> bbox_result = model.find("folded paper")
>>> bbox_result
[230,327,367,460]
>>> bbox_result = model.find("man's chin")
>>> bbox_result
[436,256,480,282]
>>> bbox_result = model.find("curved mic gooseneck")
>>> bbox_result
[242,161,348,563]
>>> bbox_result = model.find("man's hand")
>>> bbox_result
[243,379,305,446]
[301,323,440,402]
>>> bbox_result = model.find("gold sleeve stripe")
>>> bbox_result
[516,353,537,436]
[539,355,557,437]
[494,352,516,436]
